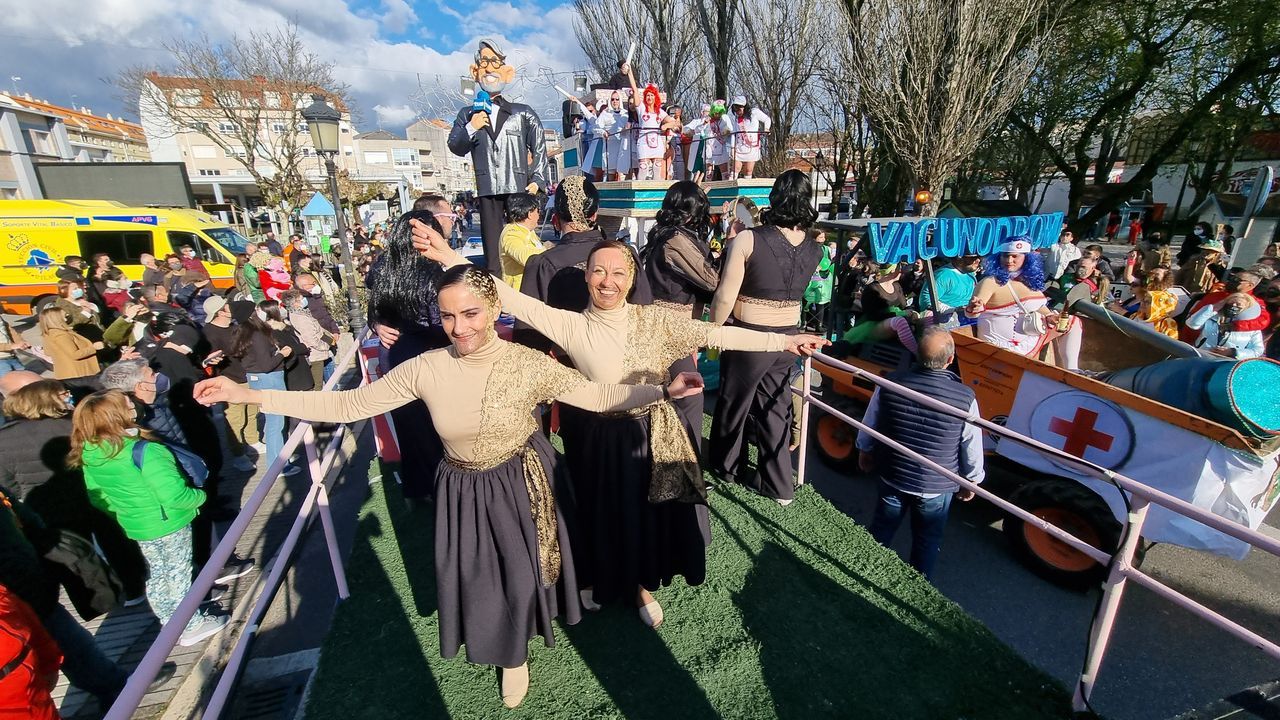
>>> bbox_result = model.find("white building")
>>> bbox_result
[0,92,75,198]
[138,73,353,211]
[406,118,477,198]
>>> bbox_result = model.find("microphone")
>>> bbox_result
[472,90,493,117]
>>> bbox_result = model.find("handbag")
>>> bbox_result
[1010,285,1047,336]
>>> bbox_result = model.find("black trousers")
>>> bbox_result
[477,194,510,278]
[387,329,448,499]
[710,322,800,502]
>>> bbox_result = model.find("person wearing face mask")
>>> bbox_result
[99,268,131,318]
[1175,235,1227,294]
[52,279,102,332]
[280,290,334,390]
[177,245,209,278]
[192,264,705,708]
[1187,292,1265,359]
[173,272,215,325]
[201,298,257,472]
[292,271,342,335]
[70,390,228,647]
[162,254,187,291]
[1177,221,1215,266]
[56,255,86,283]
[1180,270,1272,343]
[230,301,302,477]
[38,308,102,381]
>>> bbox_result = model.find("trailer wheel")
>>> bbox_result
[1003,478,1123,590]
[810,408,859,471]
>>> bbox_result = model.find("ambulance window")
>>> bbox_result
[77,231,153,264]
[168,231,219,264]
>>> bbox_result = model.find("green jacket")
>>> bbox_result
[81,437,205,542]
[804,250,835,305]
[242,263,265,302]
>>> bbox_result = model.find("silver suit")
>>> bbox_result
[448,99,548,197]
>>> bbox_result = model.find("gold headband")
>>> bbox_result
[460,267,502,317]
[561,175,590,229]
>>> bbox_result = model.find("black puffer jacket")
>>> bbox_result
[0,417,96,532]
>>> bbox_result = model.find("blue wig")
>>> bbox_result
[982,238,1046,291]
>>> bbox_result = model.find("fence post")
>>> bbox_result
[305,425,350,600]
[1072,497,1150,712]
[796,355,812,486]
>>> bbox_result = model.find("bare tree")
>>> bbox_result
[119,23,350,213]
[690,0,740,101]
[843,0,1057,215]
[574,0,707,107]
[732,0,824,174]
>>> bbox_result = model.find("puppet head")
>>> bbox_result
[469,38,516,95]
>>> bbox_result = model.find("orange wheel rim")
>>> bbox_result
[817,416,854,461]
[1022,507,1103,573]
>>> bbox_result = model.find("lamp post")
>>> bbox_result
[813,150,824,210]
[301,94,365,334]
[1174,139,1202,223]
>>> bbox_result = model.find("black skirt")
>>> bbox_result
[560,404,710,607]
[434,431,582,668]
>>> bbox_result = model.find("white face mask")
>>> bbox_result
[124,427,140,437]
[255,310,269,322]
[307,286,322,296]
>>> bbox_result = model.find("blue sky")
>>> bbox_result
[0,0,587,133]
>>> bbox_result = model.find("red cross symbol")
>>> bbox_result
[1048,408,1115,457]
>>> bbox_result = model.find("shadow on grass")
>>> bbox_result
[378,459,439,619]
[561,605,720,720]
[720,491,1071,719]
[304,486,448,719]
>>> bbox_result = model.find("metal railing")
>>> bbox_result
[104,331,370,720]
[792,350,1280,713]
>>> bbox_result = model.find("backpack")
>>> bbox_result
[131,439,208,489]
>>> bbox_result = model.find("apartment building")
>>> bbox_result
[0,92,75,199]
[8,95,149,163]
[406,118,477,198]
[139,73,352,210]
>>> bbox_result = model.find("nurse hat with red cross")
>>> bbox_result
[997,237,1034,254]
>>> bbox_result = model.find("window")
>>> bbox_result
[363,151,389,164]
[225,146,248,158]
[187,121,209,133]
[203,227,250,256]
[198,169,222,176]
[271,122,287,133]
[26,130,53,155]
[220,91,242,107]
[174,89,202,107]
[264,92,281,108]
[297,122,309,133]
[392,148,418,167]
[167,231,227,264]
[217,122,237,135]
[191,146,218,159]
[77,230,153,264]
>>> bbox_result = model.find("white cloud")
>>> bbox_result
[378,0,418,34]
[373,103,418,127]
[0,0,587,133]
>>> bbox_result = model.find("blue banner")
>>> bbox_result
[865,212,1065,264]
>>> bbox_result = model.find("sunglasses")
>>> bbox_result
[434,212,458,221]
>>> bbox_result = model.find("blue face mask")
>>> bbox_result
[300,298,309,309]
[70,288,85,299]
[64,395,75,410]
[154,372,171,395]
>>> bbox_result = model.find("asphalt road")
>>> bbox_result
[805,453,1280,720]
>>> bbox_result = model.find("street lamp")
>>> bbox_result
[301,93,365,334]
[460,77,476,98]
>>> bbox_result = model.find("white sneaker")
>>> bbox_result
[178,614,228,647]
[249,442,267,453]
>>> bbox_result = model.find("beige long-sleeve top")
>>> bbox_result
[492,280,787,386]
[709,229,806,327]
[259,335,663,467]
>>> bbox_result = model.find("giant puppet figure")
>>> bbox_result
[448,38,549,277]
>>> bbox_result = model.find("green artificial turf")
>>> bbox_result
[304,452,1069,720]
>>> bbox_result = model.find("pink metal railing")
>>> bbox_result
[104,331,369,720]
[793,351,1280,712]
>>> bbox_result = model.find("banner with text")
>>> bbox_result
[866,212,1066,264]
